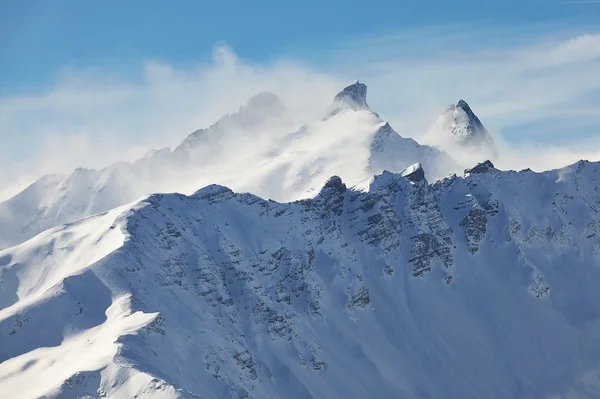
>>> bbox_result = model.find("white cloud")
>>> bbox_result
[333,31,600,139]
[0,47,342,189]
[0,29,599,192]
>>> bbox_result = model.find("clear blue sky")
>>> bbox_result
[1,0,599,94]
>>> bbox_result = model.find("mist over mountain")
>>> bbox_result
[2,76,600,399]
[0,82,456,251]
[422,99,497,165]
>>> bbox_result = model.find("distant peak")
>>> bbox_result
[174,91,286,153]
[242,91,287,118]
[424,99,497,161]
[332,81,369,111]
[456,99,471,111]
[444,100,472,114]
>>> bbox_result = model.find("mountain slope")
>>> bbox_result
[0,82,456,250]
[3,160,600,398]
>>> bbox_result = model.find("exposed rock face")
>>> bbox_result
[452,100,491,143]
[464,160,497,176]
[332,80,369,111]
[400,162,426,184]
[326,80,376,120]
[4,161,600,398]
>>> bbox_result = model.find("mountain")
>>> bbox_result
[326,80,371,118]
[2,160,600,398]
[422,99,497,164]
[0,82,457,250]
[173,91,288,156]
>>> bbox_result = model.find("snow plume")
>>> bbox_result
[494,137,600,173]
[1,30,600,191]
[0,46,342,191]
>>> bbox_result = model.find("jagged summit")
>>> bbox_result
[400,162,426,183]
[241,91,287,120]
[326,80,371,118]
[423,99,498,164]
[333,80,368,109]
[438,99,489,142]
[464,160,497,176]
[321,175,347,194]
[447,99,487,141]
[456,99,471,112]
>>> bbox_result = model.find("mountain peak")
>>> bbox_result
[241,91,287,119]
[423,99,498,163]
[174,91,286,153]
[456,99,471,111]
[444,99,487,140]
[321,175,347,194]
[326,81,370,119]
[400,162,426,183]
[464,160,497,176]
[333,80,368,109]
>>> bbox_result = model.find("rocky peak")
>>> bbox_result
[401,163,426,184]
[443,99,489,142]
[423,99,498,163]
[464,160,497,176]
[376,121,393,134]
[321,176,347,194]
[333,81,368,110]
[326,81,370,118]
[241,91,287,120]
[456,99,472,112]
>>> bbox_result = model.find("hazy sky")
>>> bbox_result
[1,0,600,185]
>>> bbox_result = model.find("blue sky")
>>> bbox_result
[1,1,600,186]
[2,0,599,93]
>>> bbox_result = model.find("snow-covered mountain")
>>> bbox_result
[0,82,456,250]
[2,160,600,398]
[423,100,497,164]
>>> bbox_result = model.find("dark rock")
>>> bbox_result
[401,163,426,184]
[322,176,347,194]
[464,160,496,175]
[333,81,368,110]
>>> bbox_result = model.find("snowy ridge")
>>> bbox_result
[174,91,288,155]
[3,160,600,398]
[0,82,456,250]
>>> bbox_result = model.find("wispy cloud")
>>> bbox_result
[0,47,343,188]
[331,30,600,140]
[0,27,599,190]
